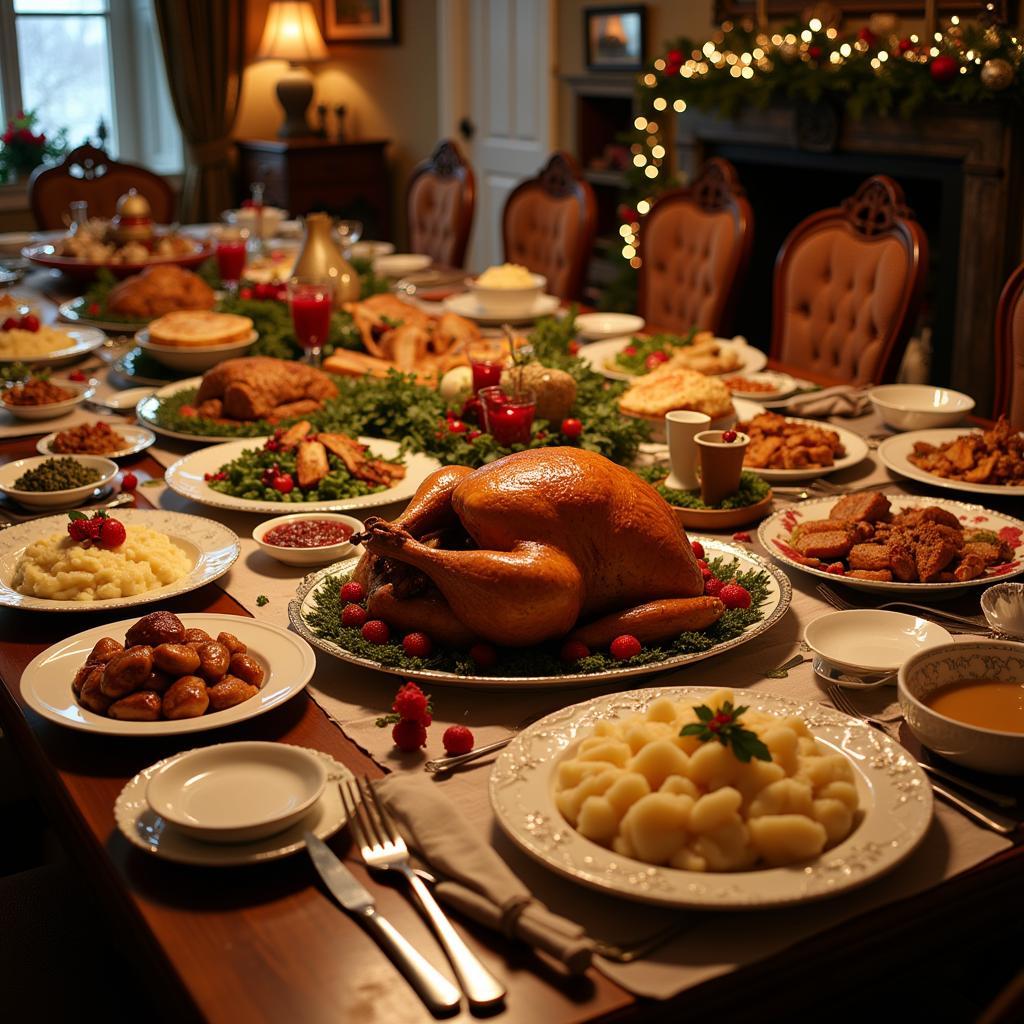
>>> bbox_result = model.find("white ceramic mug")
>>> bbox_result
[664,411,711,490]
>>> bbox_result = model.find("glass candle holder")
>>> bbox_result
[215,226,250,293]
[467,339,508,393]
[480,385,537,447]
[288,277,335,367]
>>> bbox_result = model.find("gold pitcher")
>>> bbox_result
[292,212,360,306]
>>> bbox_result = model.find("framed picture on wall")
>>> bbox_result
[584,5,646,72]
[322,0,397,43]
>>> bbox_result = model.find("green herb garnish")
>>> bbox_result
[680,701,772,763]
[612,330,697,376]
[256,594,269,607]
[636,466,770,510]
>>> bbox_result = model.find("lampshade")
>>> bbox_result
[256,0,328,63]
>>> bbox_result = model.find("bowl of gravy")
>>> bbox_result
[898,640,1024,775]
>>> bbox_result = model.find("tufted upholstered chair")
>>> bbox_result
[995,262,1024,426]
[406,139,475,268]
[637,158,752,335]
[29,144,175,230]
[771,175,928,385]
[502,151,597,301]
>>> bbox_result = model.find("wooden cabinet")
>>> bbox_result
[235,138,391,239]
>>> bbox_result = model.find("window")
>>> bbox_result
[0,0,182,175]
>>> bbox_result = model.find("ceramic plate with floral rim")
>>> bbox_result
[759,494,1024,595]
[287,539,793,690]
[490,686,932,909]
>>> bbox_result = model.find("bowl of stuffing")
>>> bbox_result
[1,377,94,421]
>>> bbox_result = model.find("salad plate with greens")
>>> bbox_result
[580,332,767,382]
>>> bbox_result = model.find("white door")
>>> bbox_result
[438,0,555,269]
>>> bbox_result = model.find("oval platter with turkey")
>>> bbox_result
[288,449,791,689]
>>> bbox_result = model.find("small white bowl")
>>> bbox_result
[146,741,328,843]
[805,609,953,674]
[252,512,363,567]
[350,240,395,261]
[899,640,1024,774]
[0,454,118,509]
[469,271,546,319]
[135,329,257,373]
[373,253,432,278]
[982,582,1024,640]
[1,378,94,421]
[574,312,646,340]
[223,206,288,240]
[868,384,975,431]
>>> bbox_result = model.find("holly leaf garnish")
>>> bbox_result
[68,511,87,521]
[680,701,772,764]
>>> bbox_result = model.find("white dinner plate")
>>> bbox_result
[759,493,1024,594]
[0,325,106,367]
[37,424,156,459]
[741,416,870,482]
[490,685,932,909]
[115,746,351,865]
[164,436,442,515]
[580,335,768,381]
[442,291,561,325]
[0,508,239,611]
[288,539,792,689]
[21,613,315,736]
[878,428,1024,498]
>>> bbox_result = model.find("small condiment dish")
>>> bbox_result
[804,609,953,675]
[868,384,975,430]
[898,639,1024,774]
[982,582,1024,639]
[574,312,645,340]
[373,253,432,278]
[468,271,546,319]
[252,512,363,567]
[1,378,94,421]
[146,741,328,843]
[0,454,118,509]
[90,386,156,413]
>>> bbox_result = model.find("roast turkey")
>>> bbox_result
[195,356,337,421]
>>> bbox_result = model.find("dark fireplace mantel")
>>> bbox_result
[675,103,1023,413]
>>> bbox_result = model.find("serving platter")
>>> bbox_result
[36,424,156,460]
[759,493,1024,594]
[114,746,351,865]
[22,239,214,281]
[136,376,242,442]
[878,428,1024,498]
[580,335,768,381]
[490,685,932,909]
[0,508,239,611]
[58,298,148,334]
[164,436,442,515]
[742,417,870,483]
[288,539,792,689]
[0,325,106,367]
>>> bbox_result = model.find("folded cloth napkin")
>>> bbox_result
[780,385,871,418]
[375,774,593,974]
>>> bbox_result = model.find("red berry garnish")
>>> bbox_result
[690,540,704,559]
[342,603,368,627]
[67,518,91,542]
[826,562,846,576]
[703,576,724,597]
[121,471,137,491]
[86,303,101,315]
[447,419,467,434]
[561,417,583,439]
[442,725,475,755]
[68,369,87,382]
[392,681,430,721]
[568,339,581,355]
[719,583,751,610]
[340,581,365,603]
[18,314,39,332]
[623,345,637,357]
[610,634,642,660]
[272,472,294,494]
[697,559,714,578]
[722,429,738,443]
[1,317,18,331]
[361,619,390,644]
[466,430,481,441]
[469,643,497,668]
[402,632,432,658]
[392,718,428,752]
[732,531,751,542]
[98,518,126,550]
[560,639,590,663]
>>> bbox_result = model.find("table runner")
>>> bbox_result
[141,431,1014,1000]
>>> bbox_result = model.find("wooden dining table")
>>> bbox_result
[1,266,1022,1024]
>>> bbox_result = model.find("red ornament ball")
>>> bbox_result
[930,54,958,83]
[610,634,642,660]
[561,417,583,439]
[442,725,475,755]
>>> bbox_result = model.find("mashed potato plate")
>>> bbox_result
[491,685,932,908]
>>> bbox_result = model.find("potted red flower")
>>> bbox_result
[0,110,68,183]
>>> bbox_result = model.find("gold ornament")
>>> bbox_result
[111,188,154,243]
[981,57,1014,91]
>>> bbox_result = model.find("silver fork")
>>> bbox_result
[824,684,1020,833]
[815,584,990,634]
[342,778,506,1009]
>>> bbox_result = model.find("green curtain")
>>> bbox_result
[155,0,246,222]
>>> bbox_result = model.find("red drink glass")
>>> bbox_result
[468,340,508,393]
[288,279,334,367]
[479,386,537,447]
[215,226,250,293]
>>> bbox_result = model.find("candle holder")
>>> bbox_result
[694,429,750,507]
[467,339,509,394]
[479,386,537,447]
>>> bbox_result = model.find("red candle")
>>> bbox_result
[216,240,247,285]
[470,358,504,391]
[480,386,536,446]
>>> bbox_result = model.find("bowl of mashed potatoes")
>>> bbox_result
[469,263,546,318]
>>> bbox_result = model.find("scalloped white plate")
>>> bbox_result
[37,424,156,459]
[490,685,932,908]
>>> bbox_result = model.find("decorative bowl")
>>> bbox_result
[252,512,363,567]
[982,582,1024,639]
[468,271,546,318]
[868,384,975,431]
[1,378,94,421]
[805,609,953,674]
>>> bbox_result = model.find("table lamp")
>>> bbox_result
[256,0,329,138]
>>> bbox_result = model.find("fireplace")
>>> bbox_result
[675,103,1023,415]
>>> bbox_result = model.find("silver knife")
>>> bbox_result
[304,833,461,1014]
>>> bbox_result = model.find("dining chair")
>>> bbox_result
[502,151,597,301]
[406,139,475,269]
[28,143,176,230]
[771,174,928,385]
[994,260,1024,426]
[637,157,753,336]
